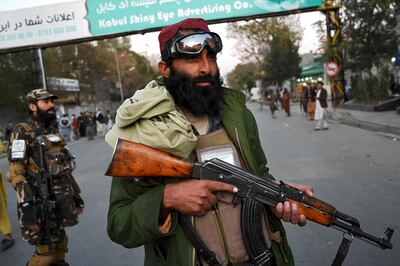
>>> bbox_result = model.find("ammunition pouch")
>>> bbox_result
[52,175,79,227]
[47,151,75,177]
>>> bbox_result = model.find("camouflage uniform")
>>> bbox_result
[7,89,84,266]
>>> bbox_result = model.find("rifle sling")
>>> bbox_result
[179,215,222,266]
[331,233,353,266]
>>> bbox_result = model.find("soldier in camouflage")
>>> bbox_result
[7,89,84,266]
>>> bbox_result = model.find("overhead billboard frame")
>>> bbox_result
[0,0,323,54]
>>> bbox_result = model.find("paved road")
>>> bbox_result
[1,102,399,265]
[254,102,399,266]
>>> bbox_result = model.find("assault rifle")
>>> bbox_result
[36,136,59,248]
[106,139,393,265]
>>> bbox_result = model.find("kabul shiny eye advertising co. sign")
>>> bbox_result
[0,0,322,52]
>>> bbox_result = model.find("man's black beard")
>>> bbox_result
[164,67,224,118]
[35,106,57,126]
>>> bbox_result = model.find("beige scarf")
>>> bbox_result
[105,80,197,159]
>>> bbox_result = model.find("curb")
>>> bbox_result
[327,111,400,137]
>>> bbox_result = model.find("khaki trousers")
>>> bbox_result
[0,173,12,236]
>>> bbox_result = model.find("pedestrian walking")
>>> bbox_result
[78,112,86,137]
[266,89,277,119]
[314,81,329,131]
[71,114,80,140]
[105,110,114,132]
[276,88,283,109]
[95,108,106,137]
[7,89,84,265]
[305,84,316,120]
[4,120,14,142]
[59,113,72,141]
[84,111,96,140]
[0,172,14,251]
[282,88,291,117]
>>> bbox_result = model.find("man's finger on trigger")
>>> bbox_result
[207,180,238,193]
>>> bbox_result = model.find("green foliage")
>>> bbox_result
[0,37,157,107]
[120,51,157,97]
[0,51,34,109]
[342,1,398,72]
[226,62,258,93]
[342,0,399,101]
[261,25,302,87]
[351,63,391,103]
[227,17,302,88]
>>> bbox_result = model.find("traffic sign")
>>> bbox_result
[324,61,340,78]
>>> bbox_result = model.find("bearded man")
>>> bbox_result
[7,89,84,266]
[106,18,313,266]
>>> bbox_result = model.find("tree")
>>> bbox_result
[261,25,302,87]
[341,0,399,102]
[226,62,258,95]
[227,17,302,88]
[0,51,34,109]
[42,37,156,101]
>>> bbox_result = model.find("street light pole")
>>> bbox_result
[37,48,47,90]
[114,48,124,102]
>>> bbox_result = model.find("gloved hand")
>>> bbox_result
[74,195,84,215]
[19,202,37,227]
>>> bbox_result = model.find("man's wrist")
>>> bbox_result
[160,184,173,221]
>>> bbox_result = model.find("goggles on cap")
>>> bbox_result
[162,31,223,60]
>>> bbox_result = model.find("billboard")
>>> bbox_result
[0,0,323,52]
[47,77,80,92]
[0,1,90,52]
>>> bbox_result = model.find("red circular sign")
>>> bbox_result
[324,61,340,78]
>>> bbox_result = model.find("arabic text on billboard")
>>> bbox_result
[86,0,323,35]
[0,0,323,51]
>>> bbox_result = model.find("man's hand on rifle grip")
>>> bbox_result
[160,179,238,218]
[273,181,314,227]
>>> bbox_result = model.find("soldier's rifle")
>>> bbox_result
[106,139,394,266]
[36,136,58,248]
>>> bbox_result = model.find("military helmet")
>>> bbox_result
[26,89,58,104]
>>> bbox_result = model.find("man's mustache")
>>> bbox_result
[192,75,216,85]
[45,107,56,113]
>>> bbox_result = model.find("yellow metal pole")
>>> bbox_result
[319,0,346,105]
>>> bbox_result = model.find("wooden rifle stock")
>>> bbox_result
[106,138,194,178]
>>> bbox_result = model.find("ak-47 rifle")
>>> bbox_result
[35,136,59,248]
[106,139,393,266]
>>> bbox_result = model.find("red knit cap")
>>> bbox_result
[158,18,210,53]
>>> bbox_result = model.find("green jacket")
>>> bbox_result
[107,86,294,266]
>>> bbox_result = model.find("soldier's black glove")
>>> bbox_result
[18,202,37,227]
[74,195,84,208]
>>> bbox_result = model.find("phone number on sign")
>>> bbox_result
[0,25,77,42]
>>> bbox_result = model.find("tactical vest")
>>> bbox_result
[192,128,272,266]
[10,122,80,228]
[37,133,80,227]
